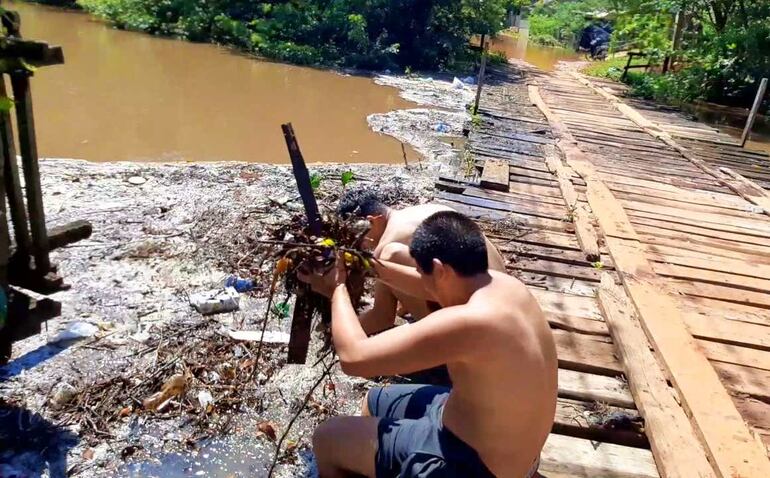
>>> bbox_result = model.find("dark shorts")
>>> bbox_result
[367,384,495,478]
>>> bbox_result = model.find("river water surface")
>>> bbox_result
[11,1,418,164]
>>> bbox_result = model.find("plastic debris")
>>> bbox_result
[451,77,464,89]
[224,275,256,292]
[51,382,78,408]
[198,390,214,411]
[127,176,147,185]
[189,287,240,315]
[462,76,476,85]
[227,330,290,344]
[434,123,451,133]
[49,321,99,343]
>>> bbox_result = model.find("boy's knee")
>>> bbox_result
[312,418,335,453]
[379,242,410,264]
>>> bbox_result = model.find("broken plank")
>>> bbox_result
[479,158,510,192]
[553,397,647,448]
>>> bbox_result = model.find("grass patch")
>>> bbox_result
[580,56,629,81]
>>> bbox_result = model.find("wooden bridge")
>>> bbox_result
[439,64,770,477]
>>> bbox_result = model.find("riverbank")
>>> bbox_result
[1,158,437,477]
[0,63,471,476]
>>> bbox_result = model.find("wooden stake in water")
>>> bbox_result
[741,77,768,147]
[472,43,488,116]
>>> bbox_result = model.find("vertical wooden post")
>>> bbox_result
[0,76,31,265]
[662,10,685,74]
[472,43,488,116]
[0,93,7,289]
[281,123,322,236]
[11,71,50,273]
[741,77,768,147]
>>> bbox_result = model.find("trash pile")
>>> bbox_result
[49,319,285,449]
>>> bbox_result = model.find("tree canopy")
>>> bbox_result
[76,0,516,69]
[529,0,770,109]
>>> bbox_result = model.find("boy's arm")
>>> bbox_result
[331,280,486,378]
[372,258,438,302]
[358,281,398,335]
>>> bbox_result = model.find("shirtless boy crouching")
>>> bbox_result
[302,211,557,478]
[335,188,506,333]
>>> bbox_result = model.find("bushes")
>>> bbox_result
[76,0,514,70]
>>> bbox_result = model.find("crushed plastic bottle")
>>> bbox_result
[190,287,240,315]
[223,275,255,293]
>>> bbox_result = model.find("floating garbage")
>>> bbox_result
[49,321,99,343]
[189,287,240,315]
[223,275,255,293]
[434,122,451,133]
[451,77,465,89]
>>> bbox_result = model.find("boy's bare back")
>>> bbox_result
[441,271,557,477]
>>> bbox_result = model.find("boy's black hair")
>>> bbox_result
[337,188,388,218]
[409,211,488,277]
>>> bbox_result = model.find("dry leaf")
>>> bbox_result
[143,374,187,411]
[257,421,278,441]
[284,440,298,454]
[117,406,132,418]
[82,448,94,461]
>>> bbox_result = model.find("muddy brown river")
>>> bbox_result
[11,1,418,164]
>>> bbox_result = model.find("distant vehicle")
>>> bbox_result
[578,22,612,60]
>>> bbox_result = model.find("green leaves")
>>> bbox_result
[341,170,355,187]
[0,96,13,114]
[309,173,322,190]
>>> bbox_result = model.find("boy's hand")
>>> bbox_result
[297,254,348,298]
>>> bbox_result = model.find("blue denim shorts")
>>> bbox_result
[367,384,496,478]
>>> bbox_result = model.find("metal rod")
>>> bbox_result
[741,78,768,147]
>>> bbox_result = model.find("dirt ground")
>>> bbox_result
[0,74,470,477]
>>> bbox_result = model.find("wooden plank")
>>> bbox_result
[436,191,571,233]
[11,73,50,274]
[553,397,647,448]
[653,262,770,294]
[479,158,510,191]
[557,368,634,408]
[531,288,602,321]
[531,83,770,478]
[597,274,716,478]
[620,199,770,237]
[639,227,770,262]
[0,79,31,264]
[573,206,600,262]
[606,236,770,477]
[720,166,770,215]
[541,433,659,478]
[572,71,770,218]
[553,329,622,376]
[668,279,770,309]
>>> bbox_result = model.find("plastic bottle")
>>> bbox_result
[224,275,255,293]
